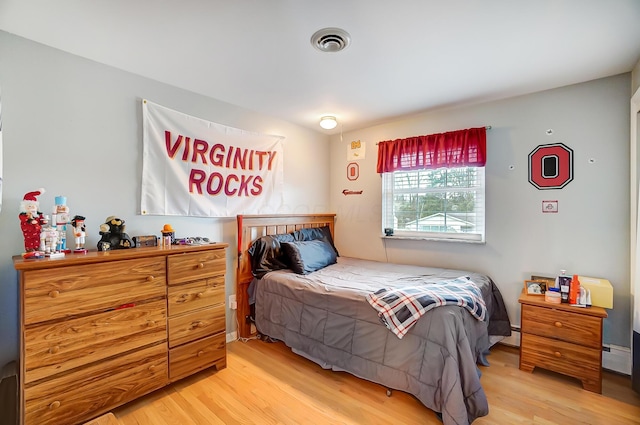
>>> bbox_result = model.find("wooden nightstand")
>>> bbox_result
[518,292,607,393]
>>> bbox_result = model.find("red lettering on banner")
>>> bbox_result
[165,131,183,158]
[166,131,278,200]
[188,168,265,197]
[192,139,208,164]
[251,176,263,195]
[181,137,191,161]
[207,173,224,195]
[267,151,277,170]
[225,146,234,168]
[237,175,255,196]
[225,174,239,196]
[189,169,206,194]
[255,151,268,169]
[234,148,247,169]
[210,144,224,167]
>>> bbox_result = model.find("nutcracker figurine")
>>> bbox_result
[52,195,71,252]
[71,215,87,253]
[19,188,48,254]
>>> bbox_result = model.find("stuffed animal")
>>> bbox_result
[97,216,134,251]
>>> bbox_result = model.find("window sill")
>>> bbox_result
[381,235,485,244]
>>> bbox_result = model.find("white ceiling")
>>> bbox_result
[1,0,640,134]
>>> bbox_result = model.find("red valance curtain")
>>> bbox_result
[376,127,487,173]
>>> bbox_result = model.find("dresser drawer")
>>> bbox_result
[24,299,166,384]
[167,249,225,286]
[23,257,166,325]
[168,277,225,316]
[168,305,225,348]
[521,304,602,348]
[24,343,168,425]
[520,333,601,390]
[169,332,226,382]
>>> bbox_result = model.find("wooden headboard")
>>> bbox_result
[235,213,336,338]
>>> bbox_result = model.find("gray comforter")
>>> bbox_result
[254,257,511,425]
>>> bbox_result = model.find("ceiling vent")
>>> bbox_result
[311,28,351,53]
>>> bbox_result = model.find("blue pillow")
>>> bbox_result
[281,239,337,275]
[292,226,339,257]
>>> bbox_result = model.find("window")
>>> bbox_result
[382,166,485,242]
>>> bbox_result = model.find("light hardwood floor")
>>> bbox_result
[113,340,640,424]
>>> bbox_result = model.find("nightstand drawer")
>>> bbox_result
[521,304,602,348]
[168,305,225,348]
[520,333,601,391]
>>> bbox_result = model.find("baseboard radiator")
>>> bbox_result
[498,325,632,376]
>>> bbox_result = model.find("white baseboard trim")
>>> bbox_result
[226,331,238,343]
[603,345,632,375]
[498,327,631,376]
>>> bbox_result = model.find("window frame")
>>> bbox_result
[381,166,486,243]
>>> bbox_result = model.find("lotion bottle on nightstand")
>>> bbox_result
[569,274,580,305]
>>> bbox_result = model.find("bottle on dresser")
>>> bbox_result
[557,269,571,303]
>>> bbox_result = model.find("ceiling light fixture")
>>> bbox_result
[319,116,338,130]
[311,28,351,53]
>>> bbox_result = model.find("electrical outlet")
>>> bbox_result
[229,294,237,310]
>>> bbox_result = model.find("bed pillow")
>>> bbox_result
[281,239,337,275]
[248,233,296,278]
[292,226,339,257]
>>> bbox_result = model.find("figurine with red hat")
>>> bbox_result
[19,188,48,255]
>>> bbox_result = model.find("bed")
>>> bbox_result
[235,214,511,425]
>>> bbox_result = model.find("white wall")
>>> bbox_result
[0,31,331,367]
[329,74,631,348]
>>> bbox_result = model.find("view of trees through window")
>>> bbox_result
[391,167,481,233]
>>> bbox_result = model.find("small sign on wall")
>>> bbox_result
[347,162,359,181]
[347,140,365,161]
[542,200,558,213]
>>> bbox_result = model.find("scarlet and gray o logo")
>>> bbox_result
[528,143,573,190]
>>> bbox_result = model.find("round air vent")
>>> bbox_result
[311,28,351,53]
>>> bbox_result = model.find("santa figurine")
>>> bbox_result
[19,188,48,254]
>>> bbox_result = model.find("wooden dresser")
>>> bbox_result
[13,243,228,425]
[518,292,607,393]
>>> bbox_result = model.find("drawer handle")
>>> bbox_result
[49,346,60,354]
[146,320,156,327]
[192,321,204,328]
[49,290,60,298]
[197,350,205,357]
[49,400,61,410]
[146,275,155,282]
[554,321,563,328]
[554,351,562,358]
[148,364,156,372]
[196,292,204,298]
[197,263,205,269]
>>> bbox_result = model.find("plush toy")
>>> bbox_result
[97,216,134,251]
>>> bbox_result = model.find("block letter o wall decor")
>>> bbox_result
[528,143,574,190]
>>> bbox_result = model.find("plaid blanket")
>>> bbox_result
[366,276,487,339]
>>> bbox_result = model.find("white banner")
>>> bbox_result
[141,100,284,217]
